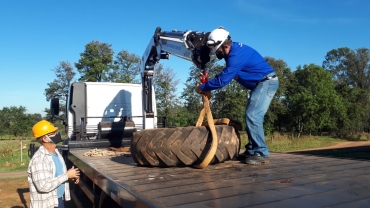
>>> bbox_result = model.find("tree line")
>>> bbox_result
[0,106,42,137]
[1,40,369,139]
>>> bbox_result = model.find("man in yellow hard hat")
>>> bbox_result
[28,120,80,208]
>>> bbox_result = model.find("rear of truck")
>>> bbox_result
[29,82,162,207]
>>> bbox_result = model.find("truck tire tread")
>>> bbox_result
[131,125,240,167]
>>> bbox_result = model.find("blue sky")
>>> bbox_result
[1,0,369,116]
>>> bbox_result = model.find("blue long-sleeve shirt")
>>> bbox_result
[200,42,275,91]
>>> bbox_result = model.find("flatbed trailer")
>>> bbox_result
[68,146,370,208]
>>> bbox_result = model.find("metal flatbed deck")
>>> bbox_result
[69,148,370,208]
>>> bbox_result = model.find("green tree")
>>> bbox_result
[167,106,194,127]
[323,47,370,89]
[323,47,370,134]
[75,40,115,82]
[153,64,180,127]
[287,64,345,137]
[334,83,368,135]
[111,50,140,83]
[0,106,37,137]
[44,61,76,120]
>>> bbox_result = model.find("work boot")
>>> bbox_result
[245,153,269,165]
[236,150,253,160]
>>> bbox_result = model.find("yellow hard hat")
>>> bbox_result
[32,120,58,139]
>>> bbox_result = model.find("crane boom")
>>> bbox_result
[141,27,211,128]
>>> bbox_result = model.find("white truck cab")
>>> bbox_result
[58,82,157,143]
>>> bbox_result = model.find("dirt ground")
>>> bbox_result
[1,141,370,208]
[0,176,29,208]
[0,176,75,208]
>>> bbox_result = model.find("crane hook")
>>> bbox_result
[199,70,208,83]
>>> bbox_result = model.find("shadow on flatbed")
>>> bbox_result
[287,145,370,161]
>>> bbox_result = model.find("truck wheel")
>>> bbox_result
[131,125,240,167]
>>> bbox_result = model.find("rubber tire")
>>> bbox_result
[131,125,240,167]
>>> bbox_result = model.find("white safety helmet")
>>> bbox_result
[206,26,230,53]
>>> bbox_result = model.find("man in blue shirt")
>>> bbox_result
[196,27,279,165]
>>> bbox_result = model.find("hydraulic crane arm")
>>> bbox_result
[141,27,211,73]
[141,27,211,128]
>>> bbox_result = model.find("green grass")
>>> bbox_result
[267,136,344,152]
[0,176,27,182]
[239,132,347,152]
[0,139,37,172]
[0,134,34,140]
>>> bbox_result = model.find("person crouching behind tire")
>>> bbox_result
[28,120,80,208]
